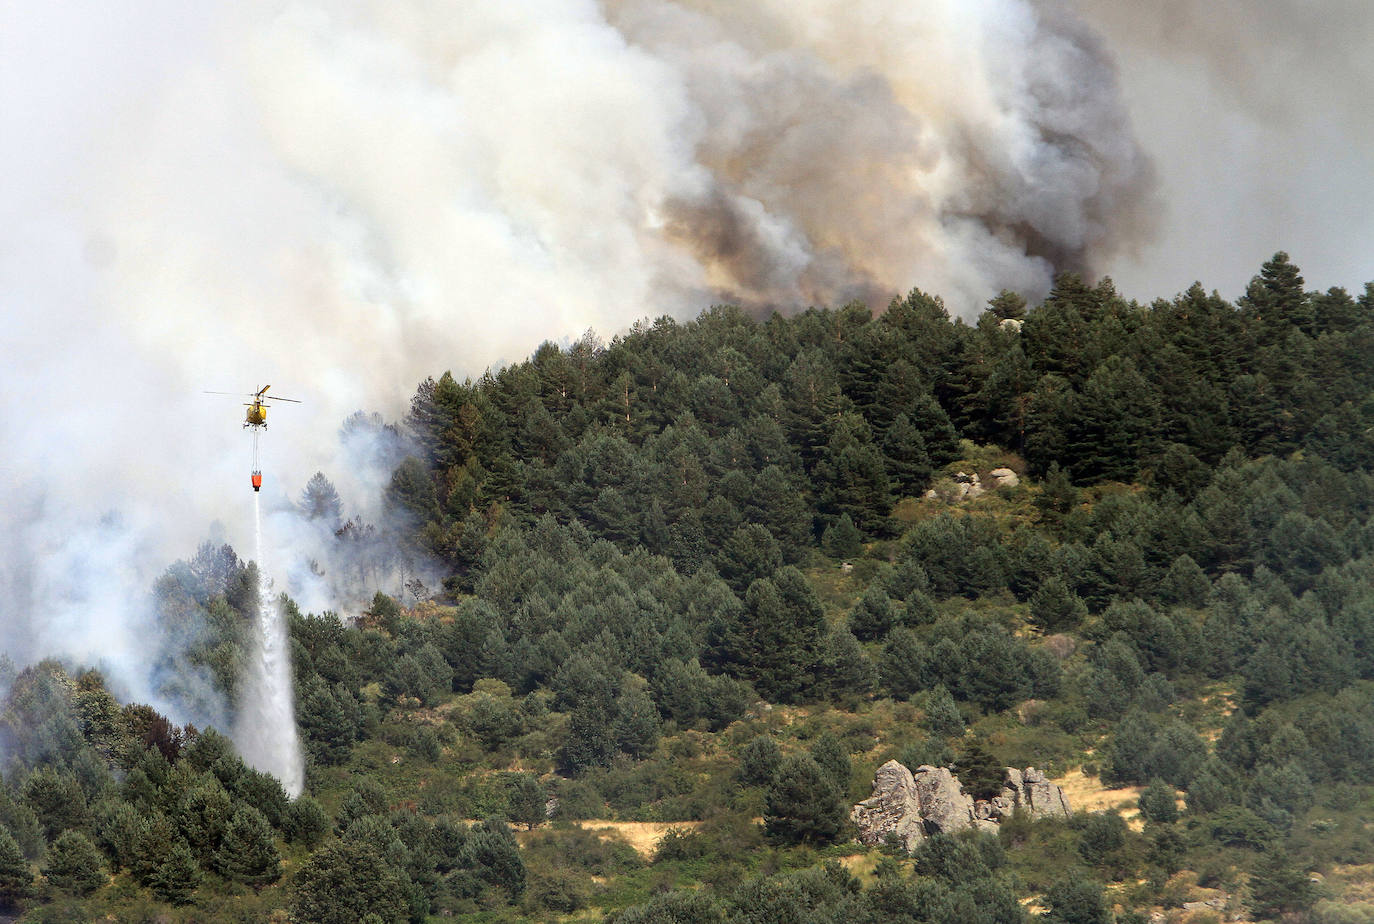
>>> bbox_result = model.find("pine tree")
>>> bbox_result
[283,795,331,848]
[814,421,895,535]
[715,524,783,593]
[809,732,852,796]
[739,736,782,787]
[612,685,661,760]
[505,774,547,830]
[300,471,344,527]
[709,568,827,704]
[560,702,619,775]
[149,841,202,906]
[1159,554,1211,607]
[0,826,33,910]
[952,740,1004,801]
[816,625,877,701]
[1241,251,1312,338]
[130,810,178,886]
[1067,355,1162,483]
[1041,877,1112,924]
[922,685,965,738]
[764,756,845,845]
[1138,778,1179,824]
[821,513,863,560]
[289,841,409,924]
[908,393,961,465]
[1030,575,1087,633]
[847,584,895,641]
[464,818,526,899]
[43,829,105,896]
[213,804,281,887]
[1185,758,1241,815]
[21,766,89,841]
[1247,849,1317,920]
[746,465,812,562]
[640,497,671,555]
[880,413,934,496]
[880,628,933,699]
[177,778,232,867]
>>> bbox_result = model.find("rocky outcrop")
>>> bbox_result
[953,472,985,500]
[1015,767,1072,819]
[850,761,928,852]
[988,467,1019,489]
[853,762,1071,852]
[909,765,982,835]
[922,468,1021,502]
[1181,897,1228,913]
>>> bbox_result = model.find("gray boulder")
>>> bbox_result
[851,760,928,851]
[988,467,1020,489]
[1016,767,1072,819]
[990,767,1072,820]
[909,765,978,834]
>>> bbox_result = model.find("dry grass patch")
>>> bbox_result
[836,850,884,883]
[1328,863,1374,902]
[1054,768,1144,828]
[530,820,704,857]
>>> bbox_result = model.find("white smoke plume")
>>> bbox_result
[3,1,1158,738]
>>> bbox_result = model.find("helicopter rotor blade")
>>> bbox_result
[204,390,254,397]
[262,396,302,403]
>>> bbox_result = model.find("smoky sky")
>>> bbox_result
[0,0,1367,724]
[1062,0,1374,302]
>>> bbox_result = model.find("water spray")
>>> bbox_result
[232,492,306,798]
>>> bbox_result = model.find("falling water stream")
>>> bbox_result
[232,492,305,797]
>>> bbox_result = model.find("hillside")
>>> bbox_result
[5,255,1374,921]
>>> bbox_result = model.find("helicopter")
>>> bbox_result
[205,386,301,491]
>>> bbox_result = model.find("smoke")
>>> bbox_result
[1061,0,1374,301]
[2,1,1159,738]
[610,0,1156,308]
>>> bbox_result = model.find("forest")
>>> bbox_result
[4,252,1374,921]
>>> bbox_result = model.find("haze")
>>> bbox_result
[1,0,1367,725]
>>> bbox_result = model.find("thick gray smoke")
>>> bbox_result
[1063,0,1374,301]
[1,0,1166,738]
[606,0,1155,308]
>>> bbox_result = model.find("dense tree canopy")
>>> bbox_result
[8,254,1374,919]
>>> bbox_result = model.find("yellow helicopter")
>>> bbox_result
[205,386,301,491]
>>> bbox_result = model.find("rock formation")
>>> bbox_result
[988,467,1019,489]
[849,760,928,852]
[922,468,1021,502]
[1015,767,1072,819]
[910,764,985,835]
[852,761,1071,852]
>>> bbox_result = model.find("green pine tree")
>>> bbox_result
[148,841,202,906]
[764,756,845,845]
[1138,778,1179,824]
[821,513,863,560]
[213,804,281,887]
[43,829,105,896]
[1247,849,1317,920]
[0,826,33,910]
[289,841,409,924]
[847,584,895,641]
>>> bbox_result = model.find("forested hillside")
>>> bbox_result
[5,253,1374,922]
